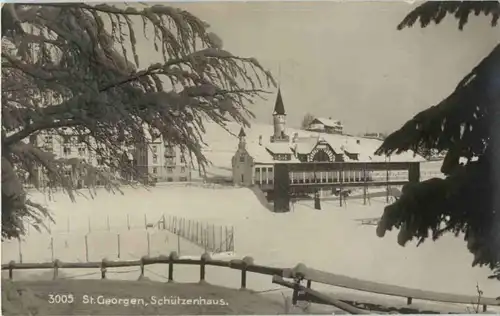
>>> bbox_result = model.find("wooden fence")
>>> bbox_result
[3,256,499,314]
[158,215,234,253]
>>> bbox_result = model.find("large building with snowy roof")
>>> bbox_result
[231,89,375,186]
[306,117,343,134]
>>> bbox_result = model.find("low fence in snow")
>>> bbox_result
[3,256,499,314]
[11,213,233,264]
[158,215,234,253]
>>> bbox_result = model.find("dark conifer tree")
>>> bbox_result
[375,1,500,279]
[1,4,274,239]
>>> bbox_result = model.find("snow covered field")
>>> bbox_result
[3,183,499,298]
[3,122,496,310]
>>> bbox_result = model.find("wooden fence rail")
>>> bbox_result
[2,253,273,291]
[281,263,500,312]
[3,256,499,314]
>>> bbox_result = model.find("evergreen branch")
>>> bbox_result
[4,119,82,147]
[398,1,500,30]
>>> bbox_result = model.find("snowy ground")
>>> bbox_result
[3,182,498,300]
[3,121,495,311]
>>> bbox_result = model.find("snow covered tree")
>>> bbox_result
[301,113,315,130]
[1,3,274,239]
[375,1,500,279]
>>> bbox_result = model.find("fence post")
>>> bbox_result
[127,214,130,230]
[147,232,151,257]
[117,234,121,259]
[85,235,89,262]
[101,259,108,279]
[17,238,22,263]
[212,224,216,252]
[197,222,200,244]
[225,226,229,252]
[8,261,15,280]
[50,237,55,261]
[53,259,60,280]
[231,226,235,251]
[199,253,211,283]
[168,251,178,282]
[219,226,223,252]
[162,215,166,230]
[386,159,390,204]
[204,227,208,253]
[139,256,146,280]
[177,234,180,256]
[240,256,254,290]
[144,214,148,229]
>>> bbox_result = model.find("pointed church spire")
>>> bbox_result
[273,88,286,116]
[238,127,246,138]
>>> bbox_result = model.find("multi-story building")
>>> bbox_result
[25,127,192,187]
[134,134,191,183]
[27,130,103,188]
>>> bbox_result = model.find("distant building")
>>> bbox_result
[306,117,343,135]
[27,129,126,188]
[26,128,191,187]
[231,89,365,186]
[363,132,386,140]
[134,134,191,183]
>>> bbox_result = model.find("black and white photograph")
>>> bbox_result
[1,1,500,315]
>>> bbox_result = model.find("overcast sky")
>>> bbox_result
[162,1,499,135]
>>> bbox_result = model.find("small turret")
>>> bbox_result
[270,88,289,143]
[238,127,246,150]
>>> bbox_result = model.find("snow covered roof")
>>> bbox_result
[293,140,317,154]
[265,142,293,154]
[322,139,344,154]
[273,88,286,115]
[312,117,342,127]
[245,142,299,164]
[342,141,363,154]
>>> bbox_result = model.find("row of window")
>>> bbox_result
[289,175,372,184]
[152,154,185,164]
[289,171,371,184]
[151,144,176,156]
[253,170,375,186]
[43,135,88,144]
[254,167,274,185]
[274,154,291,161]
[151,166,187,174]
[62,146,87,156]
